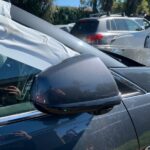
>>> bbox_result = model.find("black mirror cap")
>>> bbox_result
[31,54,121,115]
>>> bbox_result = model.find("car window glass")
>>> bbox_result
[0,54,40,117]
[112,73,143,98]
[71,20,99,34]
[143,19,150,29]
[126,19,141,31]
[135,19,144,27]
[106,20,110,30]
[110,19,117,30]
[114,19,128,30]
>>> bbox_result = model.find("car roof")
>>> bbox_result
[130,17,150,22]
[130,17,144,20]
[78,16,132,22]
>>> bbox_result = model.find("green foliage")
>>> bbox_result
[43,6,91,24]
[136,0,149,14]
[11,0,53,17]
[124,0,142,16]
[11,0,90,24]
[80,0,113,13]
[10,0,150,24]
[112,0,126,13]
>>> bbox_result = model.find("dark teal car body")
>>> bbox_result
[0,4,150,150]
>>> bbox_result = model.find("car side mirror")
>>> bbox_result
[31,55,121,115]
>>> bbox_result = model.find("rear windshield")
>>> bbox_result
[71,20,99,35]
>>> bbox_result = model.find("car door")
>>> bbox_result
[0,53,139,150]
[0,103,140,150]
[112,67,150,150]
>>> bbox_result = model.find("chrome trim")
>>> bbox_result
[122,92,141,98]
[0,110,45,126]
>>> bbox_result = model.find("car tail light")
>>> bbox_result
[86,34,104,44]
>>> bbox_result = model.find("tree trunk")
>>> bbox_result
[93,0,98,13]
[102,0,113,15]
[125,0,142,16]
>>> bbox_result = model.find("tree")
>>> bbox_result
[125,0,142,16]
[11,0,54,17]
[80,0,113,13]
[136,0,149,15]
[102,0,113,13]
[112,0,125,14]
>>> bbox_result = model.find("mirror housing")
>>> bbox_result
[31,55,121,115]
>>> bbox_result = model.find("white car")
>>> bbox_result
[110,26,150,49]
[130,17,150,29]
[71,15,144,47]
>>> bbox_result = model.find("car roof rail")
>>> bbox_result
[89,12,107,18]
[89,12,126,18]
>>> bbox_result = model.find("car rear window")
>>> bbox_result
[71,20,99,35]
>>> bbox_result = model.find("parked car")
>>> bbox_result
[130,17,150,29]
[70,15,143,47]
[110,28,150,49]
[1,2,150,150]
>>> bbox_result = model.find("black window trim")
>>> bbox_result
[111,70,146,98]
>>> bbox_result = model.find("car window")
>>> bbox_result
[71,20,99,35]
[114,19,128,30]
[143,19,150,29]
[0,54,40,117]
[108,19,117,30]
[125,19,141,31]
[106,20,110,30]
[135,19,144,27]
[112,72,143,98]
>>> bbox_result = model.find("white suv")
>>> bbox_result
[70,15,143,48]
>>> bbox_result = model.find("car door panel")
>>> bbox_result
[112,67,150,149]
[0,102,139,150]
[123,94,150,150]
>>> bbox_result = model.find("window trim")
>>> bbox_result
[112,19,117,30]
[111,70,146,98]
[0,110,45,126]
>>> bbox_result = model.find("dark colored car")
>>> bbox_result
[1,2,150,150]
